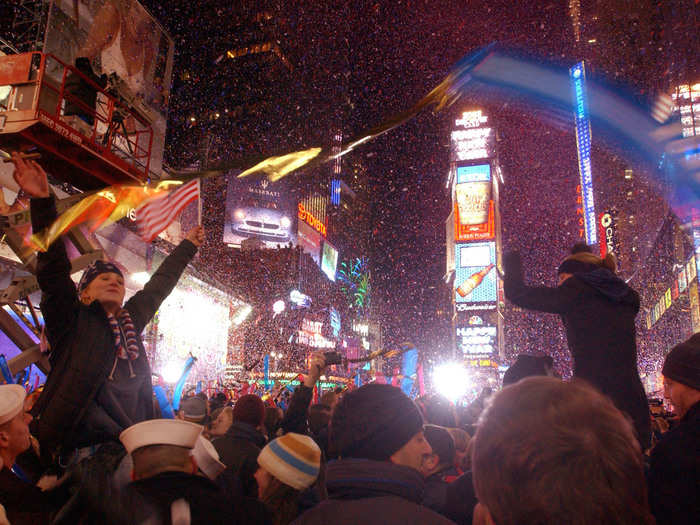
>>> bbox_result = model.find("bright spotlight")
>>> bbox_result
[432,362,471,402]
[272,300,286,315]
[162,361,183,383]
[280,216,291,228]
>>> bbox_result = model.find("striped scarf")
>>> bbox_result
[106,309,140,361]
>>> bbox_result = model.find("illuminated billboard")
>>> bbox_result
[224,175,297,248]
[451,110,492,161]
[570,62,597,245]
[456,324,497,357]
[298,220,321,265]
[454,164,494,242]
[44,0,175,176]
[455,242,497,307]
[321,240,339,281]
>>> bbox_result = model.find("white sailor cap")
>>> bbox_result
[192,435,226,480]
[0,385,26,426]
[119,419,203,455]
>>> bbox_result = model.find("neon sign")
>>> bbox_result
[570,62,597,245]
[298,202,327,237]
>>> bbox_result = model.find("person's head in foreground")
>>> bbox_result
[472,377,654,525]
[255,433,321,522]
[120,419,203,480]
[0,385,32,467]
[329,383,430,471]
[662,332,700,418]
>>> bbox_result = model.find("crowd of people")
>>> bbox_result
[1,153,699,523]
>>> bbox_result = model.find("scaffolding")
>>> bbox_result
[10,0,49,54]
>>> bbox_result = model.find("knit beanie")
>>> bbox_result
[557,244,616,275]
[423,424,456,465]
[662,333,700,391]
[330,383,424,461]
[257,433,321,490]
[77,260,124,292]
[233,394,265,426]
[179,396,208,424]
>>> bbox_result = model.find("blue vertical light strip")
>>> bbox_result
[570,61,597,246]
[331,179,341,206]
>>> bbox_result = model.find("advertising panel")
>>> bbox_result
[451,110,492,162]
[570,62,597,245]
[45,0,175,175]
[298,220,321,265]
[690,281,700,333]
[454,165,494,242]
[598,210,619,258]
[321,240,339,281]
[224,174,298,248]
[455,242,497,306]
[446,210,455,275]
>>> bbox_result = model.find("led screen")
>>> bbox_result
[454,164,494,242]
[298,220,321,265]
[455,241,497,305]
[321,241,339,281]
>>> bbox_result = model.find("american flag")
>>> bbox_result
[136,179,200,242]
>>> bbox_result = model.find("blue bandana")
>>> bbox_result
[77,260,124,293]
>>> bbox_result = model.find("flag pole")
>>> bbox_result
[197,178,202,226]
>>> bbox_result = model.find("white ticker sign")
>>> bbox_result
[452,111,492,161]
[456,325,497,356]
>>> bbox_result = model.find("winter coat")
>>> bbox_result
[423,465,460,517]
[443,471,478,525]
[0,467,70,525]
[29,197,197,456]
[648,401,700,525]
[503,252,651,449]
[125,471,270,524]
[291,458,455,525]
[212,421,267,497]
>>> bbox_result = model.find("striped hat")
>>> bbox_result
[257,433,321,490]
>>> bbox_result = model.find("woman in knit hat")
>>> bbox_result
[255,432,321,525]
[504,243,651,450]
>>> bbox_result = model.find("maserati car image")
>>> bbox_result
[230,205,292,243]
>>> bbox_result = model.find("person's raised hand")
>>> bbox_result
[10,153,49,198]
[185,225,205,247]
[304,350,327,388]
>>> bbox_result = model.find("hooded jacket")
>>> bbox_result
[504,252,651,449]
[292,459,455,525]
[212,421,267,497]
[29,197,197,457]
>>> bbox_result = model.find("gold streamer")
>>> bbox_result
[237,147,322,181]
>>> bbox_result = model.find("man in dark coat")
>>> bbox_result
[503,245,651,448]
[0,385,70,524]
[10,155,203,461]
[292,384,454,525]
[421,425,460,517]
[648,334,700,525]
[212,394,266,497]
